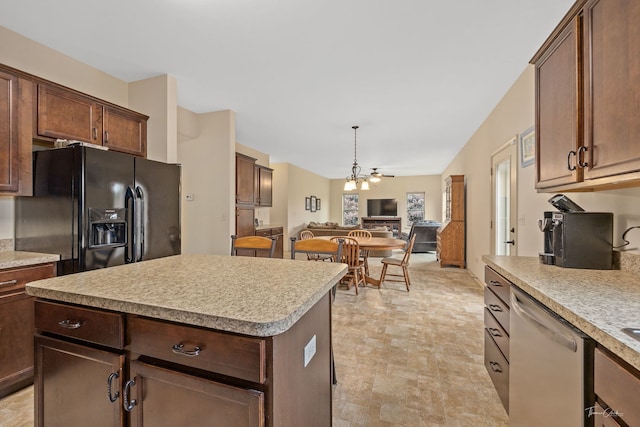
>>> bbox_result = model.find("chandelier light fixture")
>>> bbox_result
[344,125,370,191]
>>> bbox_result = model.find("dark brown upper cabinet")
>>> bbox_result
[36,83,148,157]
[532,0,640,192]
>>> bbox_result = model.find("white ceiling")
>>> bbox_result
[0,0,573,179]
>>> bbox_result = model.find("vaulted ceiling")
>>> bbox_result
[0,0,574,178]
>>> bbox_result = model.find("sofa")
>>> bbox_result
[300,222,394,257]
[401,220,441,253]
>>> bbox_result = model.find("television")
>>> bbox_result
[367,198,398,217]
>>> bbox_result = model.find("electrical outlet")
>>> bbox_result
[304,335,316,367]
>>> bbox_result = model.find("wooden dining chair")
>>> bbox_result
[347,229,372,275]
[299,230,333,261]
[330,236,365,295]
[379,234,416,291]
[290,237,343,262]
[230,235,277,258]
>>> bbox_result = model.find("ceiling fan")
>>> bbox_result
[369,167,395,182]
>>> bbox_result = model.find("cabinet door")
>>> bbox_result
[236,154,256,205]
[35,335,124,427]
[103,106,147,157]
[535,17,582,189]
[128,360,264,427]
[0,294,34,398]
[236,207,256,239]
[256,166,273,206]
[0,263,55,397]
[583,0,640,180]
[37,84,102,143]
[0,71,19,193]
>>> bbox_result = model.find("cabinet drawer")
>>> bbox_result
[0,263,55,297]
[34,300,124,349]
[484,266,511,306]
[484,308,509,361]
[270,227,283,235]
[594,347,640,426]
[484,329,509,413]
[128,316,267,384]
[255,229,271,237]
[484,286,510,334]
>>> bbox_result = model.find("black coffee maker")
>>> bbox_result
[538,194,613,269]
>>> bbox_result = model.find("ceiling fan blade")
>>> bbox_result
[370,167,394,178]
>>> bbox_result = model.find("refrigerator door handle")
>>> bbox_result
[125,186,136,263]
[135,186,144,262]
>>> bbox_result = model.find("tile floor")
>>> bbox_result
[0,252,508,426]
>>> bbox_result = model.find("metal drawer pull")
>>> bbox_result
[489,361,503,373]
[0,279,18,287]
[489,280,502,287]
[488,328,503,337]
[123,378,137,412]
[107,372,120,403]
[58,319,83,329]
[172,343,203,357]
[488,304,503,312]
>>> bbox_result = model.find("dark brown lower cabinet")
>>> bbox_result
[0,262,56,398]
[593,347,640,427]
[128,360,264,427]
[34,335,124,427]
[33,292,332,427]
[0,294,35,397]
[483,266,510,414]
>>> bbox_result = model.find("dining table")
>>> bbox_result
[317,235,407,287]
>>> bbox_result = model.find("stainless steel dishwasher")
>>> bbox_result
[509,286,594,426]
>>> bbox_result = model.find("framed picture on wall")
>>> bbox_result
[305,197,311,210]
[520,126,535,167]
[316,198,321,211]
[310,195,317,212]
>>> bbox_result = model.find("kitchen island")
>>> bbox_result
[26,254,348,427]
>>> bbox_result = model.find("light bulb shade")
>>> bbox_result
[360,180,370,190]
[369,175,381,183]
[344,179,356,191]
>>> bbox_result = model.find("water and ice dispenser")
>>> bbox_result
[89,208,127,248]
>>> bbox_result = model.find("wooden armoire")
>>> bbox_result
[436,175,465,268]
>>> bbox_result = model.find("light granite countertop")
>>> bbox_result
[25,254,347,337]
[483,255,640,372]
[0,251,60,270]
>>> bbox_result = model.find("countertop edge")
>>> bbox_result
[0,251,60,270]
[483,255,640,373]
[26,261,348,337]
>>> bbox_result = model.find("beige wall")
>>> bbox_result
[129,74,179,163]
[177,109,236,255]
[443,65,640,281]
[0,26,128,106]
[271,163,331,251]
[328,176,442,233]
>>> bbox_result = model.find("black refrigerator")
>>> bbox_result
[15,145,181,275]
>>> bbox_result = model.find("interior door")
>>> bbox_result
[491,137,518,256]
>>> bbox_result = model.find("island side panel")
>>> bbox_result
[270,292,332,426]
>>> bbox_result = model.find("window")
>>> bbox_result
[406,192,425,225]
[343,194,359,225]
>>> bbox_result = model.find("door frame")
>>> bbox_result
[491,135,518,256]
